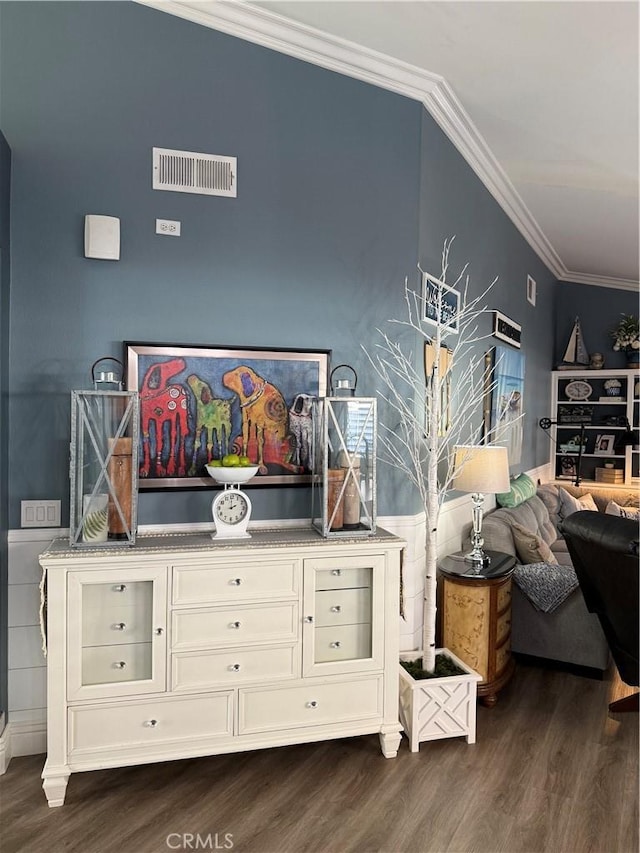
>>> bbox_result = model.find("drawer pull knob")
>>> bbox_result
[145,719,158,728]
[230,578,243,586]
[113,584,127,592]
[230,621,241,629]
[230,663,241,672]
[330,641,342,649]
[155,627,164,636]
[112,622,126,631]
[330,606,342,613]
[307,700,318,708]
[304,616,314,623]
[113,661,127,669]
[331,569,342,576]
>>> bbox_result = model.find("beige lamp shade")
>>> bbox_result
[452,445,510,494]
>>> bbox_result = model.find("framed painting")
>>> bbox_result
[422,273,460,334]
[483,345,525,466]
[125,343,330,488]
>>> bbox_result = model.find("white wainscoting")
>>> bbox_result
[3,463,550,766]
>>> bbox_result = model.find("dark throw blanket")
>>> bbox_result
[514,562,579,613]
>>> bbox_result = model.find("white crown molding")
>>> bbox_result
[557,271,639,292]
[136,0,572,279]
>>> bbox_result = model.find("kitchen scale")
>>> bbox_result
[205,465,259,539]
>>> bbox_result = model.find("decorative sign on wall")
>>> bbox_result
[493,311,522,349]
[422,273,460,334]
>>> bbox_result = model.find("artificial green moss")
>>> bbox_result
[400,654,466,680]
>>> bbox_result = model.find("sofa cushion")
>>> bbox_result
[536,483,563,531]
[496,473,537,508]
[558,483,639,513]
[558,488,598,522]
[511,522,558,564]
[481,494,558,559]
[550,538,574,567]
[605,500,640,521]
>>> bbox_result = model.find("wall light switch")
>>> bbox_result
[21,500,61,528]
[85,214,120,260]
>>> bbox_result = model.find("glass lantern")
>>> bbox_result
[312,365,377,538]
[69,358,140,547]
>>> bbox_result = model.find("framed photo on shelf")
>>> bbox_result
[125,342,330,488]
[422,273,460,333]
[594,434,616,455]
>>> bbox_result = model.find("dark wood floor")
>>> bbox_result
[1,660,637,853]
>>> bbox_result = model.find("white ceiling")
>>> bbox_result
[142,0,639,289]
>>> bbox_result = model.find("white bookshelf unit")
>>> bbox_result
[548,368,640,486]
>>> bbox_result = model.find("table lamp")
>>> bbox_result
[452,445,510,569]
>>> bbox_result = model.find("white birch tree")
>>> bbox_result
[365,237,505,674]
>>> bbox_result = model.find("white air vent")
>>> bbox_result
[153,147,236,197]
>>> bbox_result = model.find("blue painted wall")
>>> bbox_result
[1,1,421,526]
[3,1,632,534]
[555,281,639,369]
[419,111,558,471]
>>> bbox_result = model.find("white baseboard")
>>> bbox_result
[0,717,47,772]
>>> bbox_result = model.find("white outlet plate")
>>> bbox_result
[156,218,181,236]
[21,500,61,528]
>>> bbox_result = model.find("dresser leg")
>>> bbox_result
[481,693,498,708]
[42,771,70,807]
[379,727,402,758]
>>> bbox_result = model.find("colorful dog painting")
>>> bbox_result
[222,365,302,474]
[126,344,329,487]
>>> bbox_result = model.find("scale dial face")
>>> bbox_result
[214,491,249,525]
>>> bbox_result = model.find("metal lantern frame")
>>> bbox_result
[312,394,377,538]
[69,389,140,547]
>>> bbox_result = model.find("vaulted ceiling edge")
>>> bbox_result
[136,0,639,291]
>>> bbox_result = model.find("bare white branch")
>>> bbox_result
[362,240,517,673]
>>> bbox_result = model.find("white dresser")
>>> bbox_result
[39,528,404,806]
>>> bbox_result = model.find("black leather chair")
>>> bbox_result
[563,511,639,711]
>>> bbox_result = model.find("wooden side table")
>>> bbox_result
[438,551,516,707]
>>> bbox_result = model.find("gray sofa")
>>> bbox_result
[479,482,639,674]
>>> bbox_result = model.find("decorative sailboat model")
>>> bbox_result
[558,317,589,369]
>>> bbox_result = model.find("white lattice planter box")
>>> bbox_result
[399,649,482,752]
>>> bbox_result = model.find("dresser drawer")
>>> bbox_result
[313,624,372,663]
[172,645,297,690]
[315,588,371,627]
[172,602,297,650]
[83,581,152,611]
[173,560,297,605]
[82,605,150,647]
[315,567,371,591]
[69,692,233,755]
[81,643,152,686]
[238,676,382,734]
